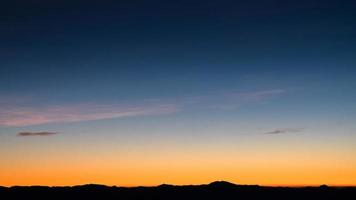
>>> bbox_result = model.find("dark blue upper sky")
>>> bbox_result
[1,0,355,115]
[1,0,355,99]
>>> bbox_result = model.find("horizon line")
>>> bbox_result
[2,181,356,188]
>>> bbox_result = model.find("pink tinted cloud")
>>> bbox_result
[0,103,178,127]
[0,89,284,127]
[194,89,286,110]
[229,89,285,101]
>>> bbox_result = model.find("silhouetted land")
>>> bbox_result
[1,181,355,199]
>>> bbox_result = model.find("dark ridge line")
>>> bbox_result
[1,181,355,189]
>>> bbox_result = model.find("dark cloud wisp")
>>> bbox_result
[17,131,59,137]
[263,128,304,135]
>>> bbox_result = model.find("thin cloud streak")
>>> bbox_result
[0,89,284,127]
[17,131,58,137]
[264,128,304,135]
[0,103,178,127]
[183,89,285,110]
[235,89,285,101]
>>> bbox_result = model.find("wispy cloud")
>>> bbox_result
[17,131,58,137]
[0,103,178,127]
[0,89,284,127]
[185,89,285,110]
[233,89,285,101]
[263,128,304,135]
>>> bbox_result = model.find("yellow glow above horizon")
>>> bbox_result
[1,136,356,187]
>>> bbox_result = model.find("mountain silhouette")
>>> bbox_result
[1,181,355,200]
[208,180,236,187]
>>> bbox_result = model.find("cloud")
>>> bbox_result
[231,89,285,101]
[17,131,58,137]
[185,89,285,110]
[0,89,284,127]
[0,103,178,127]
[263,128,304,134]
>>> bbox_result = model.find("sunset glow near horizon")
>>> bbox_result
[1,0,356,187]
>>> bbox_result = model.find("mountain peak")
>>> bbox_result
[208,181,236,187]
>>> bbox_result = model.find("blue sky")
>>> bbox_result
[0,0,356,186]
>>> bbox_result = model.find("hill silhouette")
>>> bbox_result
[208,180,237,187]
[1,181,355,200]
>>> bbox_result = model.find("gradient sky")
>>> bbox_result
[1,0,356,186]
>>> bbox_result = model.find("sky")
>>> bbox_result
[0,0,356,186]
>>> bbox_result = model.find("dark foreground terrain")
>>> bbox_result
[1,181,355,200]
